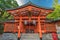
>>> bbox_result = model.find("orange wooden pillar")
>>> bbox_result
[18,17,22,40]
[4,23,6,32]
[38,17,42,39]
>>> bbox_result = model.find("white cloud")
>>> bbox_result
[15,0,23,6]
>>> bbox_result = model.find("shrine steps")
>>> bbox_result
[20,33,40,40]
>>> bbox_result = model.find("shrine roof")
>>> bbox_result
[6,0,55,10]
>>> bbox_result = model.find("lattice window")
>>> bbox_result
[5,23,14,32]
[41,23,45,30]
[46,23,56,32]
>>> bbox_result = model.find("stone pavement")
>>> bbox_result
[20,33,40,40]
[0,33,57,40]
[0,33,40,40]
[42,33,53,40]
[0,35,2,40]
[1,33,18,40]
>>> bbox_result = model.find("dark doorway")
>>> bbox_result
[26,29,34,33]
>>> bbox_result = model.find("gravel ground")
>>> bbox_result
[0,33,18,40]
[0,35,2,40]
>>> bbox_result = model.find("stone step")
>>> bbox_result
[1,33,40,40]
[20,33,40,40]
[21,33,39,38]
[21,33,39,35]
[21,36,39,39]
[42,33,53,40]
[20,39,40,40]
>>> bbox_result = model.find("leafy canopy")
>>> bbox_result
[47,0,60,21]
[0,0,18,22]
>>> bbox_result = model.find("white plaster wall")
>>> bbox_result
[56,23,60,39]
[56,23,60,32]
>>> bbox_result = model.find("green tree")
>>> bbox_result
[47,0,60,21]
[0,0,18,22]
[0,0,18,21]
[0,0,18,34]
[0,0,18,9]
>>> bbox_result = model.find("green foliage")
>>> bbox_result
[0,23,4,34]
[0,0,18,9]
[0,11,13,22]
[0,0,18,22]
[0,0,18,34]
[47,0,60,21]
[0,11,14,34]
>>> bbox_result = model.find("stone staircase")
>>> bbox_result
[20,33,40,40]
[1,33,40,40]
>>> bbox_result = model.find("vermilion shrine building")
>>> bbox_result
[4,3,59,40]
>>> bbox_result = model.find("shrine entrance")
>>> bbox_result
[22,20,37,33]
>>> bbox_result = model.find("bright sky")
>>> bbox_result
[15,0,29,6]
[58,0,60,4]
[15,0,23,6]
[15,0,60,8]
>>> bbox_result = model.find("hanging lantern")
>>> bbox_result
[31,20,37,26]
[23,20,29,26]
